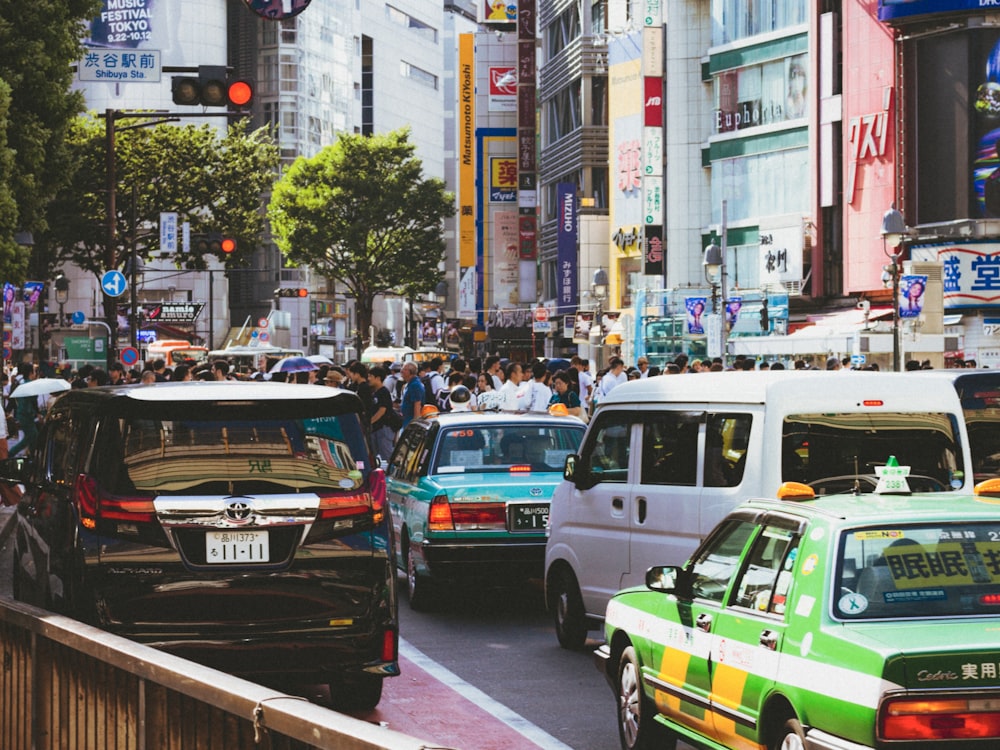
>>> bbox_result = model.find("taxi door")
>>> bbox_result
[651,515,758,740]
[705,516,803,750]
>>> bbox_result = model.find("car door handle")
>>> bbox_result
[696,612,712,632]
[611,496,624,514]
[760,630,778,650]
[635,496,647,524]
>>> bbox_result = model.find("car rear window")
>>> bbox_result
[94,411,370,495]
[836,522,1000,619]
[432,424,583,474]
[782,411,964,492]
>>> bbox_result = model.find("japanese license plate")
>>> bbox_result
[509,503,548,532]
[206,530,270,564]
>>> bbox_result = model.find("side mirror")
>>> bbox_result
[646,565,683,593]
[563,453,578,480]
[563,454,596,489]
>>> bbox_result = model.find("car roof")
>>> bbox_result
[50,381,362,405]
[742,491,1000,528]
[414,411,586,429]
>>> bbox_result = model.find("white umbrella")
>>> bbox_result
[307,354,335,365]
[11,377,71,398]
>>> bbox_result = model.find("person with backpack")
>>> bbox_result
[436,371,468,412]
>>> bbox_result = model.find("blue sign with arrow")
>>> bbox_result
[101,270,127,298]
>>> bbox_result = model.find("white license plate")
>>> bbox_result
[509,503,548,532]
[206,530,270,564]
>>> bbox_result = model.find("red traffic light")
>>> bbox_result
[220,237,236,254]
[227,79,253,107]
[296,288,308,298]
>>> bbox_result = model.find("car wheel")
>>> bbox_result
[617,646,675,750]
[329,674,383,712]
[406,543,433,611]
[550,566,588,650]
[771,718,806,750]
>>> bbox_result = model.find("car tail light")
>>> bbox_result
[880,696,1000,740]
[381,625,398,662]
[316,469,388,523]
[74,473,156,523]
[451,503,506,530]
[428,494,454,530]
[510,464,532,473]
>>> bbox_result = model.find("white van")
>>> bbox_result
[544,370,975,649]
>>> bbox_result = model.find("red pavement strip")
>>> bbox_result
[354,652,552,750]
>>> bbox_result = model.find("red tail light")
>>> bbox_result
[881,697,1000,740]
[74,473,156,523]
[428,494,453,530]
[381,626,398,662]
[510,464,532,473]
[316,469,388,523]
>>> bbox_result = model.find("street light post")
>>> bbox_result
[703,200,729,363]
[880,204,908,373]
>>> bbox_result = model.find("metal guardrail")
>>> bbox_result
[0,595,433,750]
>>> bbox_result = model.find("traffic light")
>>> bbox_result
[760,298,770,332]
[171,66,254,108]
[274,288,309,298]
[192,233,236,254]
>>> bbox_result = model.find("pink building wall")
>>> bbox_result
[842,1,898,294]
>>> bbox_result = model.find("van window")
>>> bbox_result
[950,373,1000,481]
[705,413,752,488]
[580,412,633,483]
[640,412,700,486]
[782,411,963,491]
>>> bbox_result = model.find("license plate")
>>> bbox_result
[509,503,548,532]
[206,530,270,564]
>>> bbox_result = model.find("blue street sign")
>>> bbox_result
[101,270,127,298]
[71,311,86,325]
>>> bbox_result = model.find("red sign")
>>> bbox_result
[120,346,140,366]
[644,77,663,127]
[489,66,517,96]
[534,306,549,322]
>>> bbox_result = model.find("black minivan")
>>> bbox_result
[4,381,397,710]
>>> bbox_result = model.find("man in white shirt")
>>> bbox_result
[498,361,525,411]
[522,361,553,413]
[599,357,628,400]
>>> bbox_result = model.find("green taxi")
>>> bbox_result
[386,410,584,609]
[596,477,1000,750]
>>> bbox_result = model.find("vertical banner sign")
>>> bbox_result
[899,274,928,319]
[10,301,25,350]
[459,34,476,268]
[160,211,177,255]
[644,225,663,276]
[557,182,578,313]
[517,0,537,267]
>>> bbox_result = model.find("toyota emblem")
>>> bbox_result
[224,499,253,524]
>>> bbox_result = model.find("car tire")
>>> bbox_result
[329,674,383,712]
[549,566,588,650]
[406,542,433,611]
[772,718,806,750]
[617,645,675,750]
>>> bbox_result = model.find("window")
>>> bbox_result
[386,5,438,43]
[711,0,806,46]
[705,413,751,487]
[711,148,809,225]
[581,412,633,483]
[713,54,808,134]
[688,518,756,602]
[731,525,798,614]
[401,62,438,90]
[640,412,700,486]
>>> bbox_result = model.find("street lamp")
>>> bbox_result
[591,267,609,366]
[881,204,908,372]
[55,274,70,326]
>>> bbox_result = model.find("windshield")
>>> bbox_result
[432,424,583,474]
[95,414,369,495]
[781,411,964,493]
[837,522,1000,619]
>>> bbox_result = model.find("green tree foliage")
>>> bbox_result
[42,116,279,275]
[0,0,100,284]
[268,129,454,352]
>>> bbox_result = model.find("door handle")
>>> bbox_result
[760,630,778,651]
[636,496,647,524]
[612,496,624,511]
[696,612,712,632]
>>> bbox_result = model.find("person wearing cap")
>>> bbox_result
[325,368,346,387]
[636,356,650,378]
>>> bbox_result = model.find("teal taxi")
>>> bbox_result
[386,410,584,609]
[596,475,1000,750]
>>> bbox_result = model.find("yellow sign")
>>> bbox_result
[886,542,1000,588]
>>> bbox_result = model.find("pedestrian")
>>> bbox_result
[523,361,553,413]
[597,357,627,403]
[636,356,650,378]
[367,366,396,462]
[399,362,425,427]
[9,364,40,457]
[498,361,525,411]
[475,372,502,412]
[348,362,374,420]
[548,370,583,419]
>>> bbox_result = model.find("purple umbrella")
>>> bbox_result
[268,356,319,374]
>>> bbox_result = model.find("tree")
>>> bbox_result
[39,115,279,342]
[268,129,454,354]
[0,0,101,284]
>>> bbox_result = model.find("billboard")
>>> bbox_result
[879,1,992,22]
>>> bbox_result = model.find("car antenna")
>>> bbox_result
[852,455,861,495]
